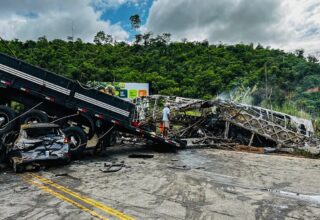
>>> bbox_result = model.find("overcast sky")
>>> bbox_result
[0,0,319,55]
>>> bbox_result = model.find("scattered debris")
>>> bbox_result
[167,165,190,170]
[19,186,29,190]
[167,164,205,170]
[128,154,154,159]
[234,145,265,154]
[100,161,125,173]
[134,95,320,156]
[55,173,69,177]
[264,189,320,205]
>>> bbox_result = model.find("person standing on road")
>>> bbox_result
[162,103,170,137]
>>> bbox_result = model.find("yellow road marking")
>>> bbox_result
[20,175,109,220]
[27,173,135,220]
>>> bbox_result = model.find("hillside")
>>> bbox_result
[0,36,319,119]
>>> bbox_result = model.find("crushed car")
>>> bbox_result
[3,123,70,173]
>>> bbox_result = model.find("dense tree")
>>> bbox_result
[307,55,319,63]
[295,49,305,59]
[0,33,319,119]
[105,34,113,45]
[93,31,106,45]
[129,14,141,30]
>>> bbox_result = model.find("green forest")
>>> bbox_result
[0,32,319,120]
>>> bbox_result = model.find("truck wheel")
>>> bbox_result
[13,163,24,173]
[0,106,16,136]
[0,144,6,163]
[66,113,96,140]
[11,159,24,173]
[78,113,96,140]
[20,110,49,124]
[63,127,87,156]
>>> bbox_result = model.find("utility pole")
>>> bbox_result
[72,20,74,42]
[67,20,74,42]
[264,62,272,109]
[264,62,268,100]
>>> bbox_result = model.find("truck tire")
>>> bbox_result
[0,143,5,163]
[12,160,24,173]
[76,113,96,140]
[73,113,96,140]
[63,126,87,156]
[1,132,18,155]
[0,106,16,136]
[20,110,49,124]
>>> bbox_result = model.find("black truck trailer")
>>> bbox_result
[0,53,181,156]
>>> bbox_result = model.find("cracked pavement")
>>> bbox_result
[1,146,320,220]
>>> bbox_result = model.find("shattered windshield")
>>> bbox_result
[25,128,60,139]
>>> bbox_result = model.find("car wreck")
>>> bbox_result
[133,95,320,155]
[0,53,319,175]
[3,123,70,172]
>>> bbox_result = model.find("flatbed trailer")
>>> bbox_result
[0,53,181,156]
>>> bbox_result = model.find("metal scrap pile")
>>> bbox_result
[134,95,320,155]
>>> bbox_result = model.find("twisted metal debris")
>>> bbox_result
[134,95,320,155]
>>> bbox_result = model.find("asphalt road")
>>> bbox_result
[1,146,320,220]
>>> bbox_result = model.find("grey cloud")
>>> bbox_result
[146,0,287,44]
[0,0,128,42]
[0,0,78,17]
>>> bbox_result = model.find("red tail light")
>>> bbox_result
[94,114,105,119]
[1,80,12,86]
[131,121,141,127]
[45,96,55,102]
[78,108,87,113]
[64,137,69,143]
[112,120,120,125]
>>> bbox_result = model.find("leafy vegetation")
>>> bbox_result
[0,32,319,122]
